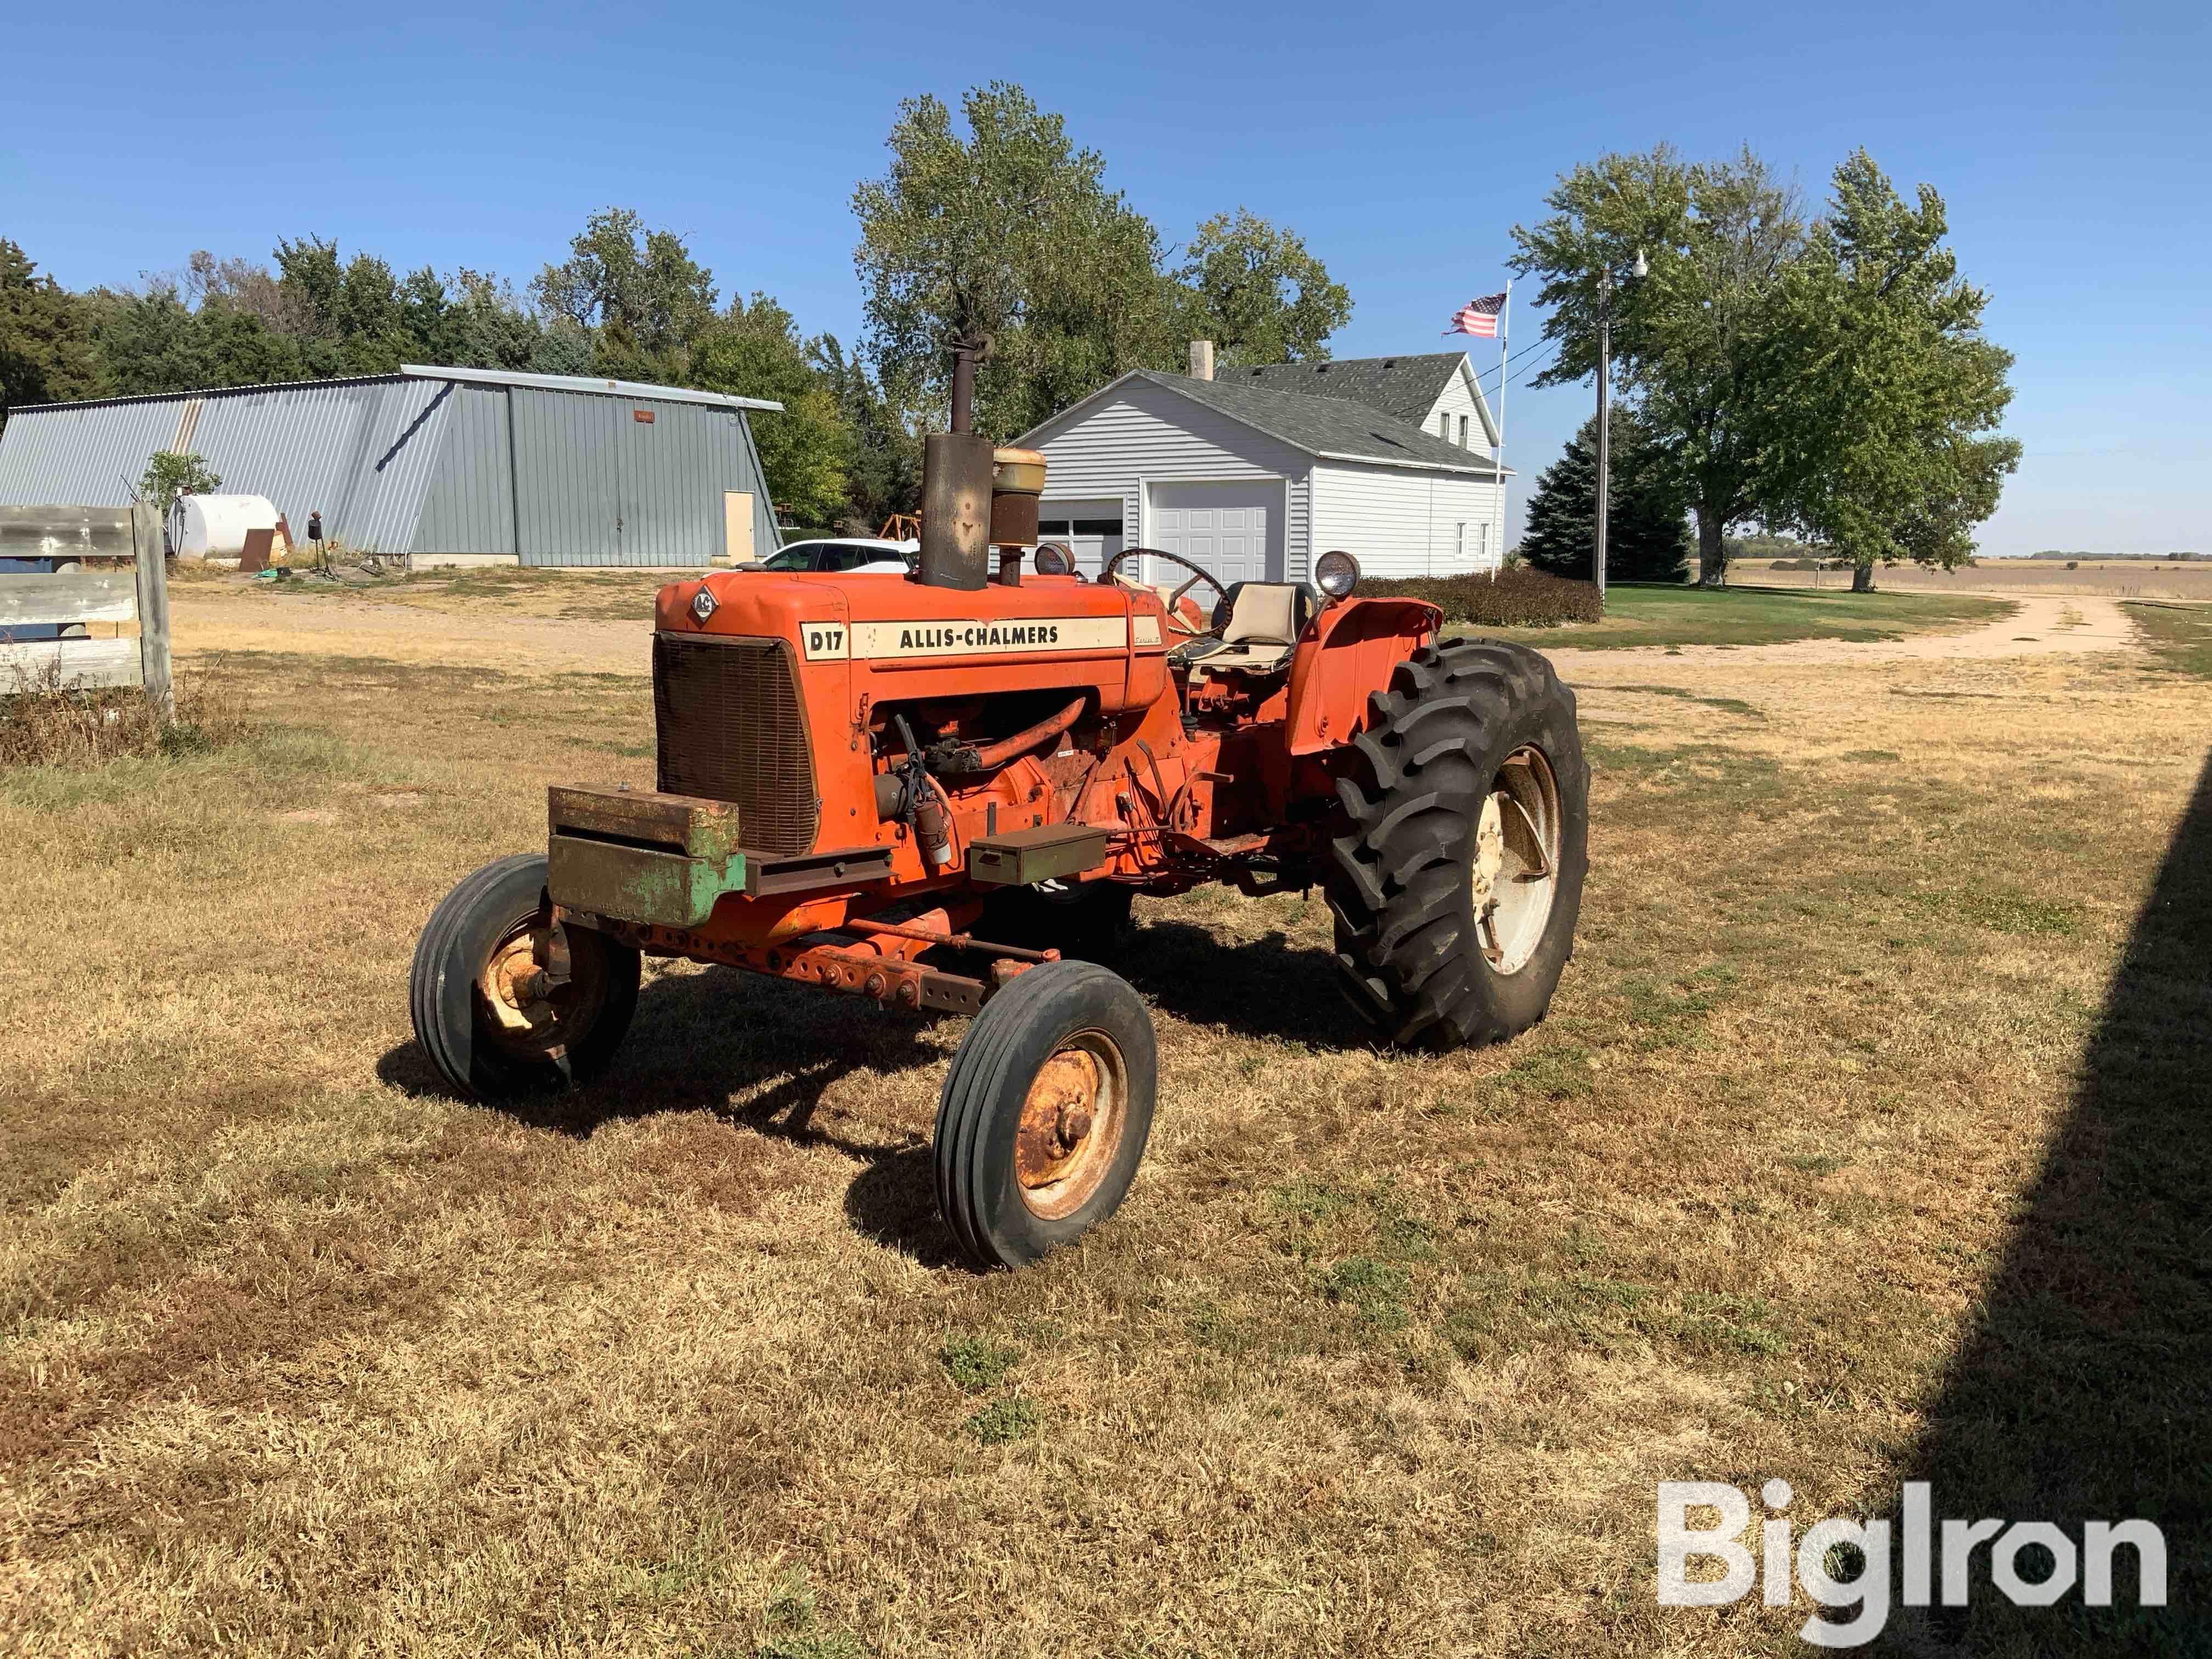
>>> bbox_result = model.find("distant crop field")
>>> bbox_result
[3,605,2205,1654]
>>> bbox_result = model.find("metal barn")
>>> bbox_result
[0,365,785,568]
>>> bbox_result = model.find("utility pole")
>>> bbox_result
[1592,249,1646,606]
[1594,269,1611,605]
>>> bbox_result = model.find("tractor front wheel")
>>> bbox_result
[1327,639,1588,1049]
[410,854,641,1099]
[934,960,1157,1269]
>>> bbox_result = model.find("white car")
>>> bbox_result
[743,537,917,575]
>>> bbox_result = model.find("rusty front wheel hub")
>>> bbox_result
[1013,1034,1127,1221]
[477,916,608,1063]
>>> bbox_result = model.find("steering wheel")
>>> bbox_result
[1102,546,1229,633]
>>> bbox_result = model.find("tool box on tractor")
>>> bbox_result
[412,425,1587,1269]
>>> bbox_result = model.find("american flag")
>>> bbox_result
[1447,291,1508,338]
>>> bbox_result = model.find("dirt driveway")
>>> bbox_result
[1541,591,2136,679]
[173,588,650,676]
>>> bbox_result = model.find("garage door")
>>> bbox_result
[1036,499,1124,578]
[1148,481,1279,585]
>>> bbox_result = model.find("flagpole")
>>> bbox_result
[1495,279,1510,571]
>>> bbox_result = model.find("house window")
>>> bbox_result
[1456,522,1466,563]
[1458,415,1469,447]
[1438,413,1449,440]
[1477,522,1490,563]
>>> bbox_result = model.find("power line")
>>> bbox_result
[1474,335,1550,388]
[1496,340,1560,393]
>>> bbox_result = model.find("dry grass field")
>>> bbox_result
[1752,558,2212,603]
[3,586,2208,1656]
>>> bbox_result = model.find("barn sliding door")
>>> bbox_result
[511,389,625,566]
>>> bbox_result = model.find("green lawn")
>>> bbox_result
[1476,582,2012,650]
[2125,601,2212,680]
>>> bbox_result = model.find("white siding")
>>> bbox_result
[1030,379,1315,580]
[1420,362,1498,453]
[1311,464,1506,579]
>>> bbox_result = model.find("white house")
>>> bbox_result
[1015,351,1509,585]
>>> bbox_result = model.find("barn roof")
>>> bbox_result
[2,364,783,418]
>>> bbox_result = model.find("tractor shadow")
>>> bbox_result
[1884,752,2212,1651]
[1116,911,1375,1049]
[376,964,962,1266]
[375,906,1373,1267]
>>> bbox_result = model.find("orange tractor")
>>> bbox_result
[411,431,1588,1269]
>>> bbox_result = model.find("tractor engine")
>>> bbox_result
[642,548,1183,891]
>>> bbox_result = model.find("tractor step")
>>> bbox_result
[966,823,1114,887]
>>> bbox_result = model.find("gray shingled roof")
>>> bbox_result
[1215,353,1468,426]
[1125,369,1499,475]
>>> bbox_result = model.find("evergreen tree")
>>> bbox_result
[1520,413,1691,583]
[0,240,101,418]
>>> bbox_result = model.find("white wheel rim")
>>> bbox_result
[1476,745,1562,976]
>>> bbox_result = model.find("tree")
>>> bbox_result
[0,240,101,419]
[88,282,215,395]
[1172,208,1351,366]
[331,253,410,372]
[532,208,719,379]
[814,334,921,532]
[139,450,221,516]
[195,297,309,386]
[444,269,545,371]
[1520,412,1691,583]
[274,236,344,341]
[185,249,313,337]
[691,293,851,528]
[1761,152,2019,590]
[853,82,1171,438]
[1513,145,1806,586]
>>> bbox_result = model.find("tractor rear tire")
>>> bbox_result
[934,960,1157,1270]
[410,854,641,1099]
[1326,639,1588,1050]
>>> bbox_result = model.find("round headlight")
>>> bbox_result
[1033,542,1076,576]
[1314,549,1361,599]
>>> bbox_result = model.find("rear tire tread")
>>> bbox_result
[1325,638,1588,1051]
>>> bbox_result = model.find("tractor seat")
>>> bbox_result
[1196,582,1310,676]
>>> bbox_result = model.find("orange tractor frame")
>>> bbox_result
[413,434,1587,1269]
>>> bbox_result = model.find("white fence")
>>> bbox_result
[0,503,173,716]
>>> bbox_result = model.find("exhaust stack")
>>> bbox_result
[915,341,1048,591]
[918,433,995,590]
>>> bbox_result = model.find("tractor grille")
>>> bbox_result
[652,633,820,857]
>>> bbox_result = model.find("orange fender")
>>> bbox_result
[1284,597,1443,757]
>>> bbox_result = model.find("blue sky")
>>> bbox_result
[5,0,2205,554]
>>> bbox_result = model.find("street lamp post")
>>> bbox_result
[1595,269,1612,606]
[1592,249,1647,605]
